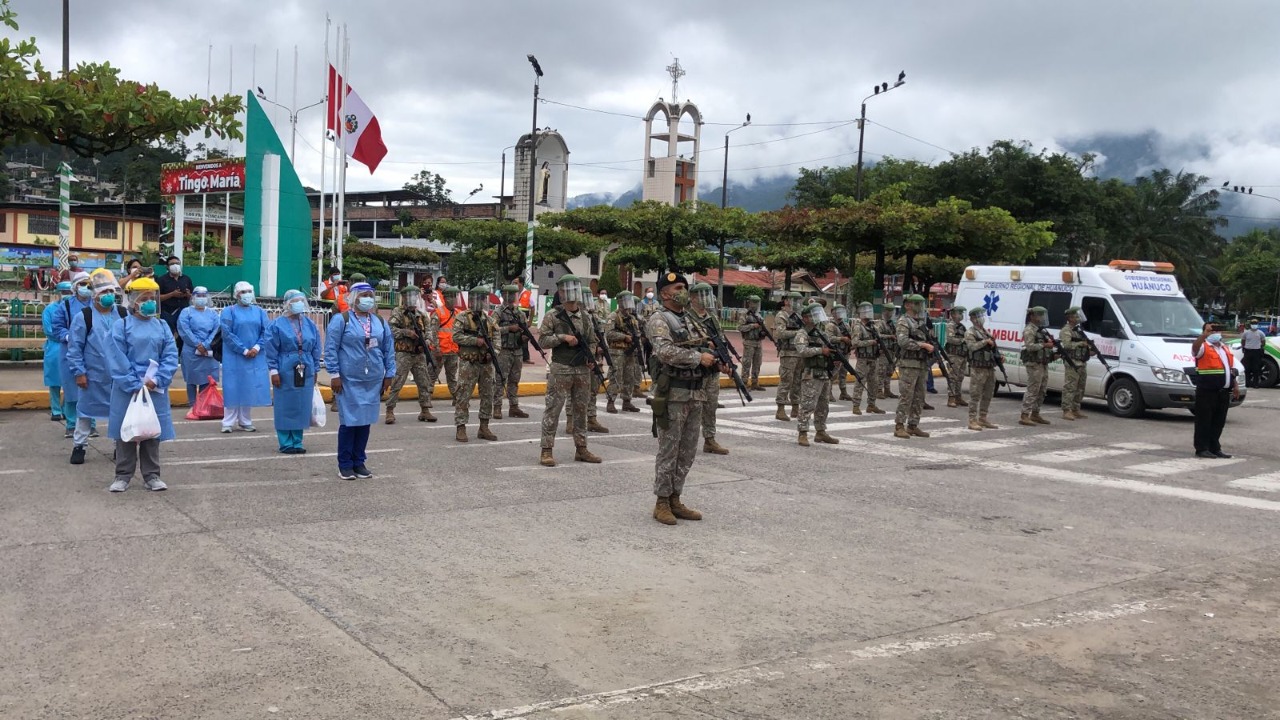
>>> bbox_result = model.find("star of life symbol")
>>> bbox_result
[983,291,999,316]
[344,114,359,134]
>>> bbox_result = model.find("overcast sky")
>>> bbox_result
[12,0,1280,213]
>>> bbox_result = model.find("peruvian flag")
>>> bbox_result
[326,65,388,174]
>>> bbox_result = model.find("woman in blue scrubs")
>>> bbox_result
[266,290,322,454]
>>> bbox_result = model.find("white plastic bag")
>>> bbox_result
[310,386,328,428]
[121,388,162,442]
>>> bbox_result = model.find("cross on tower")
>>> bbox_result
[666,58,686,103]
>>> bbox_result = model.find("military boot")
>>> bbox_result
[814,430,839,444]
[775,406,790,422]
[1018,413,1037,427]
[703,437,729,455]
[980,416,999,429]
[894,423,911,439]
[418,409,437,422]
[508,403,529,418]
[540,448,556,467]
[478,420,497,441]
[455,425,468,443]
[850,405,863,416]
[622,399,641,412]
[1062,410,1076,421]
[947,398,958,408]
[565,418,574,434]
[885,390,899,399]
[670,494,702,520]
[653,497,677,525]
[1073,410,1088,419]
[798,431,810,447]
[1030,413,1051,425]
[790,404,799,418]
[907,425,931,438]
[956,398,969,407]
[922,401,936,410]
[587,418,610,433]
[867,404,886,414]
[839,389,853,401]
[574,444,602,463]
[385,408,396,425]
[492,405,502,420]
[606,399,618,414]
[968,419,984,431]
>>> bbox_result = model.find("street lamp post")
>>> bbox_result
[855,70,906,310]
[255,87,326,162]
[524,54,543,287]
[718,113,751,307]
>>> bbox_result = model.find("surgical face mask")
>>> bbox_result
[68,261,81,270]
[97,293,116,308]
[289,300,307,315]
[139,299,159,317]
[1250,324,1258,330]
[238,292,255,306]
[645,292,654,300]
[76,285,92,299]
[169,264,181,275]
[672,289,691,308]
[331,275,341,283]
[355,296,377,313]
[193,296,209,309]
[599,292,608,300]
[1207,333,1223,345]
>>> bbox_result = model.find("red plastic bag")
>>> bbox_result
[186,375,224,420]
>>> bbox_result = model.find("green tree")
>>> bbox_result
[0,1,241,156]
[394,218,602,285]
[403,169,452,208]
[1218,228,1280,313]
[598,252,623,295]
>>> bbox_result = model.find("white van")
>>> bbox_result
[952,260,1246,418]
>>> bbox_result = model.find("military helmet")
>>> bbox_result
[905,294,926,303]
[950,305,966,315]
[557,274,584,303]
[1029,305,1047,314]
[501,283,519,293]
[746,295,761,305]
[1065,306,1082,317]
[968,307,984,318]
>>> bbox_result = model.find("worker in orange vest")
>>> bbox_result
[321,270,350,313]
[1191,322,1240,459]
[427,285,462,399]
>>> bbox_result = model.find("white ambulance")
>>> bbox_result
[952,260,1246,418]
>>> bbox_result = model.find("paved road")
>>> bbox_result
[2,382,1279,719]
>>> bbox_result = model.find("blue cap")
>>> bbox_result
[349,282,374,293]
[56,281,73,292]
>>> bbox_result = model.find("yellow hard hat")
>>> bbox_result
[126,276,160,293]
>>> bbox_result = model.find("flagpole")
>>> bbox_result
[336,27,349,273]
[317,14,329,291]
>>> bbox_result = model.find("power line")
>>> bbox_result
[539,97,856,127]
[864,119,960,156]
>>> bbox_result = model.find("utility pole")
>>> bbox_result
[524,54,543,287]
[855,71,906,310]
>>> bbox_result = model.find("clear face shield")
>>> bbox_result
[1075,311,1088,324]
[402,289,421,306]
[470,292,490,312]
[833,306,849,322]
[619,294,636,311]
[694,288,716,311]
[858,304,874,321]
[560,280,583,304]
[580,292,596,311]
[807,305,829,324]
[502,291,517,306]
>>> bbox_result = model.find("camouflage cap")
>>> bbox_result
[1029,305,1047,314]
[1065,306,1082,316]
[905,294,926,303]
[968,307,985,318]
[949,305,966,314]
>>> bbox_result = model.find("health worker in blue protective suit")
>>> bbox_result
[66,270,127,466]
[42,281,73,422]
[219,281,271,432]
[52,270,95,437]
[106,277,179,493]
[324,282,395,480]
[177,286,222,406]
[266,289,323,454]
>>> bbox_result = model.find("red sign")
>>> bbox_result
[160,158,246,195]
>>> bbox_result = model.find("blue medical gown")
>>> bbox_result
[324,311,395,427]
[178,307,222,387]
[107,315,179,442]
[265,315,322,432]
[219,304,271,407]
[52,297,93,402]
[41,301,63,388]
[66,306,125,420]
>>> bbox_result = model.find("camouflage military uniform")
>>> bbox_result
[585,302,612,423]
[452,308,499,429]
[894,312,931,433]
[964,315,1000,428]
[386,305,435,416]
[773,305,802,413]
[492,302,527,413]
[874,314,900,399]
[795,323,832,438]
[691,308,723,442]
[649,307,711,498]
[832,318,854,397]
[538,305,598,454]
[1020,319,1054,422]
[604,309,644,407]
[738,307,766,389]
[849,319,881,412]
[1057,317,1090,419]
[945,317,969,405]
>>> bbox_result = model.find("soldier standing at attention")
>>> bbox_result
[604,291,644,413]
[773,291,803,422]
[849,301,885,415]
[492,284,530,419]
[795,303,839,446]
[385,285,437,424]
[647,272,716,525]
[451,285,500,443]
[1057,306,1092,421]
[893,294,933,439]
[964,307,1000,431]
[576,292,611,435]
[831,304,855,402]
[427,285,463,400]
[537,275,603,467]
[944,306,970,409]
[875,303,900,400]
[1019,306,1054,426]
[738,295,766,391]
[689,282,729,455]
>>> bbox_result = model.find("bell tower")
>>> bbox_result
[641,59,702,206]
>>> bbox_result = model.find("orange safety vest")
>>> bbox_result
[1195,343,1234,380]
[518,288,532,309]
[322,281,350,313]
[434,304,460,354]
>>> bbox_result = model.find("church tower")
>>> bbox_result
[641,59,702,205]
[513,129,570,222]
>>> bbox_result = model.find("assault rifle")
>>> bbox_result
[866,320,893,360]
[744,310,777,349]
[1072,326,1112,372]
[973,327,1009,384]
[623,315,651,381]
[1037,326,1080,370]
[473,310,505,386]
[509,307,548,363]
[923,316,953,377]
[408,317,437,371]
[701,317,753,405]
[560,309,607,389]
[813,327,866,385]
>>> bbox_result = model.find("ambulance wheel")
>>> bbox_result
[1259,356,1279,388]
[1106,377,1145,418]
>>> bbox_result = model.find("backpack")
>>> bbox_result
[81,305,128,334]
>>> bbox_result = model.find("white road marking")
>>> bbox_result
[172,417,276,426]
[167,448,402,466]
[452,600,1160,720]
[1110,442,1166,451]
[938,431,1088,452]
[1119,457,1245,476]
[0,469,31,476]
[1035,447,1135,462]
[494,456,651,472]
[169,431,339,443]
[1228,472,1280,492]
[179,475,399,490]
[446,432,652,448]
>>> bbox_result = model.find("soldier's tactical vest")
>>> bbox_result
[655,310,709,383]
[497,306,523,350]
[1020,324,1056,364]
[393,310,427,354]
[968,329,998,368]
[1063,326,1089,361]
[457,311,494,364]
[876,319,899,352]
[946,322,966,355]
[740,311,764,341]
[803,328,835,375]
[775,310,799,351]
[854,321,879,359]
[898,317,930,361]
[550,309,591,366]
[609,312,639,350]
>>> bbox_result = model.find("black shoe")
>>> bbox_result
[1212,451,1233,459]
[1195,450,1216,459]
[354,465,373,479]
[63,429,73,439]
[70,446,86,465]
[51,413,63,422]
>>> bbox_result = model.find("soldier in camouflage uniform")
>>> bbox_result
[1020,305,1055,426]
[537,275,603,466]
[795,303,840,446]
[964,307,1000,431]
[849,301,885,415]
[1057,306,1092,421]
[604,291,644,413]
[773,292,803,422]
[452,285,500,443]
[647,272,716,525]
[426,285,463,400]
[944,305,970,408]
[576,292,610,434]
[874,303,900,399]
[738,296,767,391]
[893,294,934,438]
[385,285,437,424]
[690,282,729,455]
[490,284,530,419]
[831,304,855,401]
